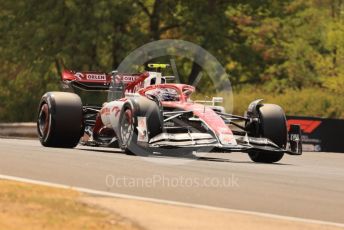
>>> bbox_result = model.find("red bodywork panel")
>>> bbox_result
[138,84,234,140]
[62,69,111,83]
[163,101,233,137]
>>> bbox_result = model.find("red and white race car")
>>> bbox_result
[37,64,302,163]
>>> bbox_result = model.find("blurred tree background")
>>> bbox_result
[0,0,343,121]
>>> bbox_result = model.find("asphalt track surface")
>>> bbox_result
[0,138,343,224]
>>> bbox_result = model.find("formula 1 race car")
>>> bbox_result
[37,64,302,163]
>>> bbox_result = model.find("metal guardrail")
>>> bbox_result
[0,122,36,138]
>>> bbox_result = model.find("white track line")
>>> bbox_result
[0,174,343,228]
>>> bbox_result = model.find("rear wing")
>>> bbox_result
[61,69,149,92]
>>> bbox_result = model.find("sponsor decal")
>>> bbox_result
[74,72,84,80]
[287,119,321,134]
[86,73,106,81]
[122,75,139,83]
[100,107,110,116]
[248,137,268,145]
[111,106,121,117]
[164,121,175,127]
[137,117,148,142]
[219,133,235,145]
[114,75,122,84]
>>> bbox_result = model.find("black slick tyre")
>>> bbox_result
[37,92,83,148]
[248,104,287,163]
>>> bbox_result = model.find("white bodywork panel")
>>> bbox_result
[100,94,140,131]
[100,100,125,130]
[143,72,165,88]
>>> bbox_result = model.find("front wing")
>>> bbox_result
[143,125,302,156]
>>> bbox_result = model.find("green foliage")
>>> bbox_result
[233,86,344,118]
[1,0,344,121]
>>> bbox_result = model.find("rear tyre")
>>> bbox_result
[37,92,83,148]
[248,104,287,163]
[117,97,163,156]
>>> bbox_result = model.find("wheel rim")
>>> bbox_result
[120,109,134,146]
[38,104,50,138]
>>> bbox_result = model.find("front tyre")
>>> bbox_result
[37,92,83,148]
[248,104,287,163]
[118,103,136,154]
[117,97,163,156]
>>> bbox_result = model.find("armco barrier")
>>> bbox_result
[287,116,344,153]
[0,122,36,138]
